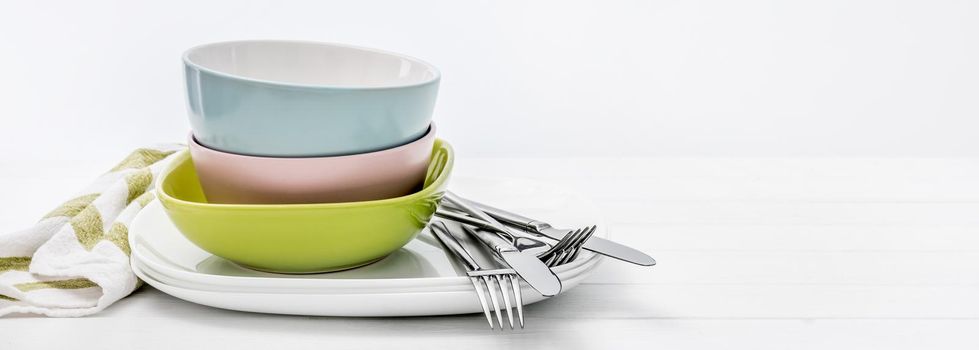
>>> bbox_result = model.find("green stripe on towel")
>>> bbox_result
[110,149,176,172]
[15,278,98,292]
[125,168,153,204]
[0,256,32,272]
[106,222,131,255]
[42,193,100,219]
[71,207,105,250]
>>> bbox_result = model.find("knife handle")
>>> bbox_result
[442,199,544,231]
[475,202,548,230]
[434,209,499,232]
[429,221,482,271]
[443,192,514,238]
[462,225,519,254]
[437,208,560,246]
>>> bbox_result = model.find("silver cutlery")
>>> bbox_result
[537,225,597,266]
[434,208,551,254]
[442,192,517,240]
[429,221,524,329]
[435,208,595,267]
[443,192,563,297]
[443,199,656,266]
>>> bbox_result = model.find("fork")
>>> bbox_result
[429,221,524,329]
[434,208,595,267]
[537,225,597,266]
[434,208,551,255]
[440,196,656,266]
[445,200,601,253]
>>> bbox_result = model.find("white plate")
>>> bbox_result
[130,176,606,316]
[133,261,602,317]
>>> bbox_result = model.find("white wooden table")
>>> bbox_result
[2,156,978,349]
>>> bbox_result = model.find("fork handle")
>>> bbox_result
[435,208,499,232]
[442,200,544,231]
[443,192,517,238]
[429,221,483,271]
[462,225,520,254]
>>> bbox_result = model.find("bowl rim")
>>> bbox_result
[183,40,441,91]
[157,138,454,211]
[190,124,435,160]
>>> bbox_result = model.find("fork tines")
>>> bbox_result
[468,269,524,329]
[539,225,597,267]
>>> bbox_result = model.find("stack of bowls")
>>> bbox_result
[157,40,454,273]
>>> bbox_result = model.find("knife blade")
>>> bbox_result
[444,192,563,296]
[565,233,656,266]
[461,225,562,297]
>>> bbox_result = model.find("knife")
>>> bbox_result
[435,208,544,239]
[440,201,656,266]
[460,225,562,297]
[443,192,562,296]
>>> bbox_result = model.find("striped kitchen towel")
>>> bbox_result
[0,144,183,317]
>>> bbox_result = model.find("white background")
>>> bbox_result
[3,2,979,348]
[1,0,977,159]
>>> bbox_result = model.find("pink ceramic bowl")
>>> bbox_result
[188,124,436,204]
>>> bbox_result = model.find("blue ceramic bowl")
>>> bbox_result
[184,40,440,157]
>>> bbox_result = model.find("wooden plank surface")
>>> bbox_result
[2,157,979,349]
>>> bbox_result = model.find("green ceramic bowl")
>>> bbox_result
[156,139,453,273]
